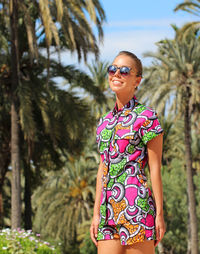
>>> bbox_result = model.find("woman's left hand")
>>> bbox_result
[155,214,166,247]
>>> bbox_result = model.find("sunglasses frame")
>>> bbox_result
[107,65,132,76]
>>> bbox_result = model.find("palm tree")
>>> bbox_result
[0,89,10,228]
[174,0,200,37]
[32,154,98,249]
[0,16,11,226]
[3,0,106,62]
[175,0,200,16]
[1,0,106,229]
[0,46,104,229]
[138,29,200,254]
[157,116,185,167]
[87,60,115,119]
[9,0,21,229]
[87,61,110,92]
[0,7,105,227]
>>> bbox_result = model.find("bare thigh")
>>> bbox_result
[124,239,155,254]
[98,239,123,254]
[97,239,155,254]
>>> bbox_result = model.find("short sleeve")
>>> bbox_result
[140,111,163,145]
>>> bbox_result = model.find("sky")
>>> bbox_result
[60,0,195,70]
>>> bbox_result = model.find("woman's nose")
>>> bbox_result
[114,69,121,77]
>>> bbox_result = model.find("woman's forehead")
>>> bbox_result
[112,55,136,68]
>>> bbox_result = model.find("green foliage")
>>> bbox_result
[175,0,200,17]
[80,232,97,254]
[161,159,188,253]
[160,158,200,253]
[1,0,106,61]
[174,0,200,37]
[194,171,200,243]
[138,27,200,252]
[139,28,200,118]
[1,1,200,252]
[87,60,115,119]
[32,151,98,250]
[0,228,61,254]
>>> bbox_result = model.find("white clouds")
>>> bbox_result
[98,16,194,66]
[105,16,193,29]
[99,29,166,60]
[59,16,195,69]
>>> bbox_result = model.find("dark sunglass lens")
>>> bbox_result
[120,67,130,76]
[108,65,117,75]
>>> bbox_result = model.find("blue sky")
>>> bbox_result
[61,0,195,69]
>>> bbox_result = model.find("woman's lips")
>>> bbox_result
[112,80,122,85]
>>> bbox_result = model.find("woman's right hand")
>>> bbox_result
[90,214,100,247]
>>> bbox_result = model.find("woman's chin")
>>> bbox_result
[110,85,125,93]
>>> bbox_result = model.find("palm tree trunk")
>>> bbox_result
[10,0,21,229]
[0,156,10,228]
[187,194,191,254]
[0,185,3,228]
[24,160,32,229]
[184,86,198,254]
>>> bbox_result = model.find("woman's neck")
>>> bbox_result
[116,93,135,110]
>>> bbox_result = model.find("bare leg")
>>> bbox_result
[98,239,123,254]
[125,239,155,254]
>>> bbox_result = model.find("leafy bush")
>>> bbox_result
[80,232,97,254]
[0,228,61,253]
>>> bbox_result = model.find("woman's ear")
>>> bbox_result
[135,76,142,87]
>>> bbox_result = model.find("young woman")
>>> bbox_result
[90,51,165,254]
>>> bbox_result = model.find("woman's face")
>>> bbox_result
[108,55,141,95]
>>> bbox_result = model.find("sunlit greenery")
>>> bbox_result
[0,0,199,253]
[0,228,61,253]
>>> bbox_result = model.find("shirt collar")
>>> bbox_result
[112,96,138,116]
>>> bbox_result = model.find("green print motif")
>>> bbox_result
[137,195,150,212]
[100,205,106,218]
[149,209,155,216]
[116,172,128,184]
[107,178,114,189]
[101,128,113,140]
[137,141,144,148]
[97,232,104,240]
[134,105,146,114]
[142,132,157,144]
[109,158,127,176]
[127,144,135,154]
[100,204,106,215]
[116,224,120,230]
[99,217,106,228]
[99,141,108,153]
[99,205,106,228]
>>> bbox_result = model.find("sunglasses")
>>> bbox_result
[107,65,132,77]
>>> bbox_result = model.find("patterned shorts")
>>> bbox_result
[97,223,155,246]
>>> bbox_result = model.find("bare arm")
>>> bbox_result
[90,157,103,246]
[147,134,166,246]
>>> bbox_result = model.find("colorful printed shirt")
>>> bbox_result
[96,96,163,245]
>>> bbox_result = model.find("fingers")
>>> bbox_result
[90,224,98,247]
[154,226,160,247]
[155,226,161,247]
[154,240,160,247]
[159,226,165,240]
[94,224,98,239]
[155,224,166,247]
